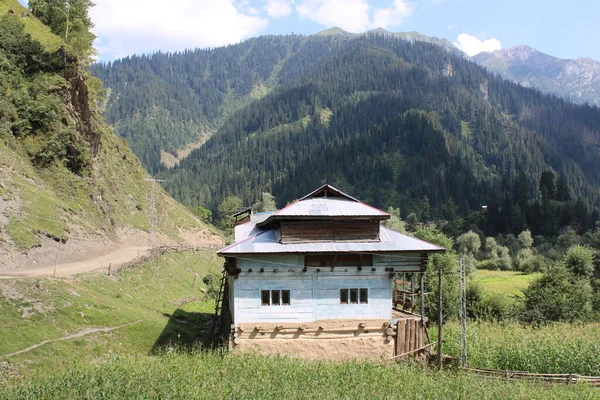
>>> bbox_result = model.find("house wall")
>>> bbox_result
[231,254,422,324]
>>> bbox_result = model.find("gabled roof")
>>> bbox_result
[257,185,389,227]
[219,225,445,255]
[218,184,445,256]
[299,184,361,202]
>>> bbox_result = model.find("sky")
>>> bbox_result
[19,0,600,62]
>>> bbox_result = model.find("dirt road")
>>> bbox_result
[0,246,149,279]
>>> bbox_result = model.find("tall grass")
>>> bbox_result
[442,321,600,375]
[1,351,597,399]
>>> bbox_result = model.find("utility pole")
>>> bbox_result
[437,267,443,370]
[143,178,164,249]
[458,257,468,368]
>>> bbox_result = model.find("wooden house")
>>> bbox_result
[213,185,445,360]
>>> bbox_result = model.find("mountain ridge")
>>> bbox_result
[473,45,600,106]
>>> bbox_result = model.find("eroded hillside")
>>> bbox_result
[0,0,222,271]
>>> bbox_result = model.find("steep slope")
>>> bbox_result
[91,29,459,174]
[94,32,600,235]
[0,0,222,270]
[473,45,600,106]
[159,35,600,216]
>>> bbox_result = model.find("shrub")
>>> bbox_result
[518,254,550,273]
[563,245,594,279]
[466,283,517,321]
[520,265,594,324]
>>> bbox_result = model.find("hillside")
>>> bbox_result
[91,29,459,174]
[94,32,600,237]
[0,0,222,271]
[472,45,600,106]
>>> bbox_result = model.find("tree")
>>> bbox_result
[539,170,556,202]
[217,196,243,233]
[383,207,406,233]
[252,192,277,213]
[414,225,458,322]
[193,206,212,224]
[482,237,499,260]
[406,212,419,226]
[564,245,595,279]
[456,231,481,256]
[30,0,96,60]
[420,195,430,222]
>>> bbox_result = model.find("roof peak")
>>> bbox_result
[299,184,360,202]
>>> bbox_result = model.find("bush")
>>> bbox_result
[518,254,550,273]
[520,266,594,324]
[563,245,594,279]
[466,283,517,321]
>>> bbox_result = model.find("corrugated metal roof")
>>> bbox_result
[219,226,445,255]
[234,213,272,242]
[256,198,390,229]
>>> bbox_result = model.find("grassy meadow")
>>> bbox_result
[2,254,599,398]
[471,269,542,298]
[1,351,599,399]
[0,251,221,380]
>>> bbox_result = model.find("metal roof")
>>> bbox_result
[276,197,389,218]
[218,226,445,255]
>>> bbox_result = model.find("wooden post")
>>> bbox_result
[410,273,415,313]
[420,273,425,326]
[437,268,443,370]
[402,272,406,310]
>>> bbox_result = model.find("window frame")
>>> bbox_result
[339,288,369,305]
[260,289,291,306]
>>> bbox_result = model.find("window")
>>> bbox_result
[339,288,368,304]
[261,290,291,306]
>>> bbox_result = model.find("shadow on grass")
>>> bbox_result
[150,309,215,354]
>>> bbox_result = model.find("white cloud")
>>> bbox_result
[373,0,412,28]
[297,0,371,32]
[90,0,268,60]
[265,0,294,17]
[447,24,456,30]
[297,0,413,32]
[453,33,501,56]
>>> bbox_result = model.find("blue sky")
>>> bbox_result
[20,0,599,62]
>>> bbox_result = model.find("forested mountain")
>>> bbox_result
[91,28,458,173]
[94,32,600,238]
[473,45,600,106]
[0,0,219,265]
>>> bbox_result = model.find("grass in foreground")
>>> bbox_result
[1,352,598,400]
[443,321,600,375]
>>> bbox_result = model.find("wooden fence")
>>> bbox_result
[461,367,600,387]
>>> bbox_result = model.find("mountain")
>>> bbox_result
[93,32,600,237]
[472,45,600,106]
[0,0,221,269]
[91,29,459,174]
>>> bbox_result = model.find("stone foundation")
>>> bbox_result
[231,319,395,361]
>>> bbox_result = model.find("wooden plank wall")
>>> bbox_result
[280,220,379,243]
[395,319,425,359]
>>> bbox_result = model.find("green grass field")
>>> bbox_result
[2,254,599,398]
[1,351,598,399]
[471,269,542,298]
[0,251,222,380]
[442,321,600,375]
